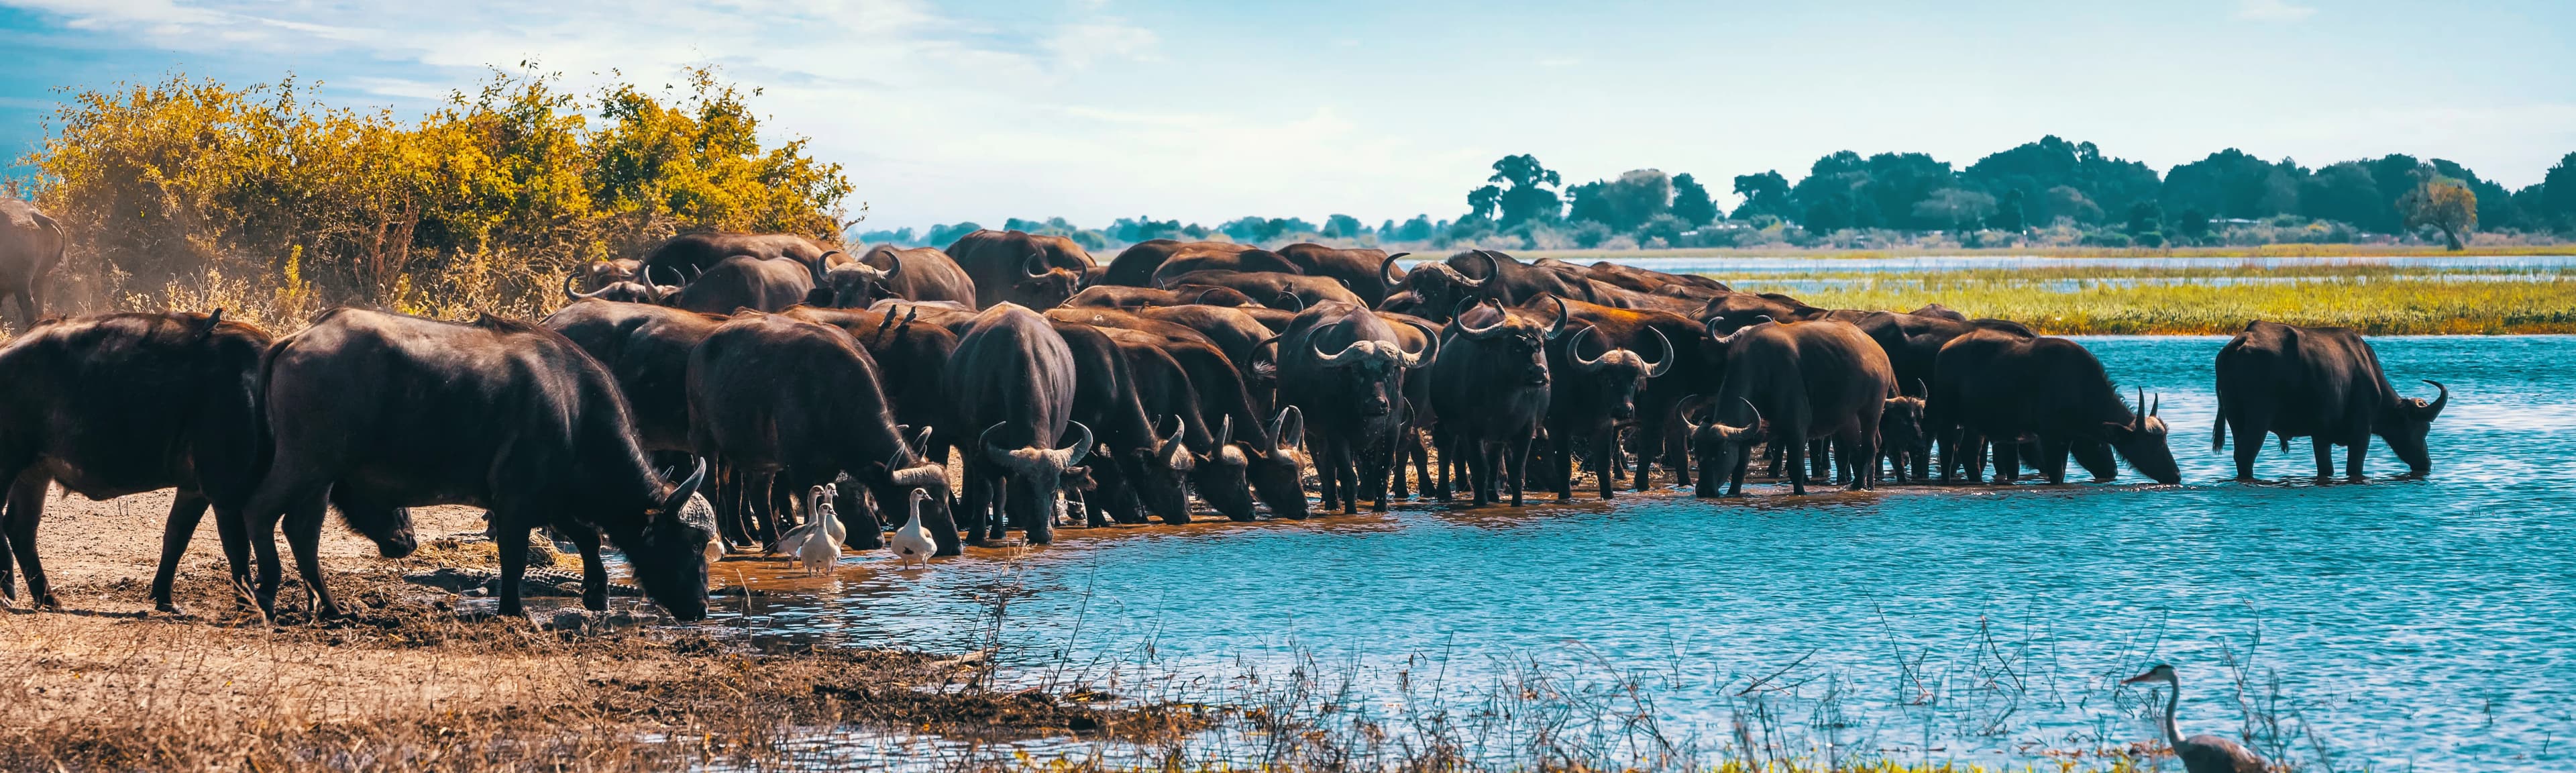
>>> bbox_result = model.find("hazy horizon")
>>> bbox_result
[3,0,2569,231]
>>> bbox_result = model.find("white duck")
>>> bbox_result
[771,484,835,555]
[889,488,939,570]
[794,499,845,576]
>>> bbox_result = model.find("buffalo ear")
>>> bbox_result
[2100,421,2135,441]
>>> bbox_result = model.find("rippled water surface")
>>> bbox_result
[713,336,2576,772]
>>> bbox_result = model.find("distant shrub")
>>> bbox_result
[21,66,851,327]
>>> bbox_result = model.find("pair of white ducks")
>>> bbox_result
[767,484,940,575]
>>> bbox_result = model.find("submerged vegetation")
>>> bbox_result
[1732,264,2576,335]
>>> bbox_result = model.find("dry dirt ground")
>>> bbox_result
[0,488,1194,772]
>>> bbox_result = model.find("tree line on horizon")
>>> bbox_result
[867,137,2576,252]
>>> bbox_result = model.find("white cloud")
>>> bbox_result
[1046,21,1161,68]
[2237,0,2318,22]
[1537,56,1582,69]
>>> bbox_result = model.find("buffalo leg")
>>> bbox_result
[1554,431,1578,500]
[1409,429,1433,498]
[148,491,216,613]
[1508,433,1534,507]
[1595,431,1619,500]
[1727,444,1753,497]
[559,525,609,613]
[6,289,31,331]
[2037,437,2070,484]
[1990,440,2021,484]
[2313,438,2337,482]
[276,491,342,619]
[713,467,750,549]
[2346,439,2369,480]
[1315,435,1346,514]
[1,474,54,609]
[2231,424,2266,481]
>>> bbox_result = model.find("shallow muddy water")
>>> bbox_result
[710,336,2575,771]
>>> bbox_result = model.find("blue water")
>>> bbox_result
[715,336,2576,772]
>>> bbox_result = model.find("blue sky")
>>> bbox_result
[2,0,2569,231]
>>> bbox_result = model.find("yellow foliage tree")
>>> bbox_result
[2400,171,2477,251]
[19,65,852,326]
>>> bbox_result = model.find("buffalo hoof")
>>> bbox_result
[154,600,184,615]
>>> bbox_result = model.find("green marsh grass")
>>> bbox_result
[1725,264,2576,335]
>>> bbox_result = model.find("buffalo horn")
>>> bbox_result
[2135,387,2147,428]
[2422,379,2450,417]
[1158,416,1190,470]
[1642,327,1674,378]
[1277,293,1305,313]
[1056,421,1093,467]
[1462,250,1498,288]
[1546,295,1570,340]
[1271,405,1305,450]
[1379,252,1408,287]
[1216,414,1236,449]
[564,274,608,301]
[1024,251,1049,278]
[1570,325,1609,371]
[661,457,708,515]
[1397,319,1440,370]
[980,422,1017,465]
[881,251,902,281]
[1312,336,1366,366]
[1458,300,1511,340]
[1729,397,1764,434]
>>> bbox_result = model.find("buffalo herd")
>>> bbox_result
[0,229,2452,621]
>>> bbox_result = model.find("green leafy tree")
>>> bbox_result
[2161,149,2300,220]
[1670,173,1719,227]
[1909,188,1996,230]
[1323,213,1366,239]
[1990,189,2026,232]
[2126,201,2163,239]
[2400,171,2477,250]
[2045,186,2104,225]
[2298,162,2387,231]
[2174,207,2211,242]
[1729,170,1794,221]
[1481,154,1564,227]
[1566,168,1672,232]
[2542,152,2576,231]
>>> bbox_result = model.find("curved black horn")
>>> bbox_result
[1570,325,1609,370]
[1272,405,1305,450]
[1397,319,1440,370]
[1458,299,1511,340]
[660,457,708,514]
[981,422,1017,465]
[1216,414,1236,449]
[1276,292,1305,313]
[1379,252,1411,287]
[1462,250,1498,288]
[2422,379,2450,416]
[1733,397,1764,432]
[1193,287,1227,306]
[880,250,903,281]
[1546,295,1570,340]
[1642,327,1674,378]
[1057,421,1093,467]
[1024,251,1050,278]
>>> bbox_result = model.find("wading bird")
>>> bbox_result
[890,489,938,570]
[2122,664,2269,773]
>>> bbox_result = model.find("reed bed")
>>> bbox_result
[1724,264,2576,334]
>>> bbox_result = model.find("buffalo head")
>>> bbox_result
[1557,300,1673,421]
[981,420,1092,542]
[1241,406,1310,519]
[1014,251,1081,309]
[2099,388,2181,484]
[1400,251,1493,323]
[1185,415,1259,522]
[629,458,714,621]
[1880,383,1929,473]
[1454,298,1554,386]
[1309,319,1435,417]
[1681,397,1764,498]
[2380,379,2449,475]
[563,272,674,306]
[1123,415,1194,524]
[824,256,904,309]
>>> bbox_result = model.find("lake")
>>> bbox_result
[708,335,2576,772]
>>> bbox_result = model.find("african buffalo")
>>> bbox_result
[1578,260,1729,297]
[1273,301,1434,513]
[1159,270,1362,312]
[1932,329,2180,485]
[241,309,708,619]
[1102,240,1255,287]
[945,304,1089,544]
[822,244,977,309]
[1277,244,1399,306]
[1428,301,1554,507]
[562,272,677,306]
[1148,249,1303,288]
[1046,307,1305,520]
[638,231,835,284]
[0,201,64,329]
[2212,320,2447,480]
[1523,297,1686,499]
[947,229,1092,310]
[1063,285,1258,310]
[1051,320,1189,525]
[1692,319,1895,496]
[1394,250,1596,322]
[688,313,958,556]
[0,312,274,613]
[672,255,816,315]
[578,258,645,291]
[541,300,731,456]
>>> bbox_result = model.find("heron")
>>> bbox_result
[2122,664,2269,773]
